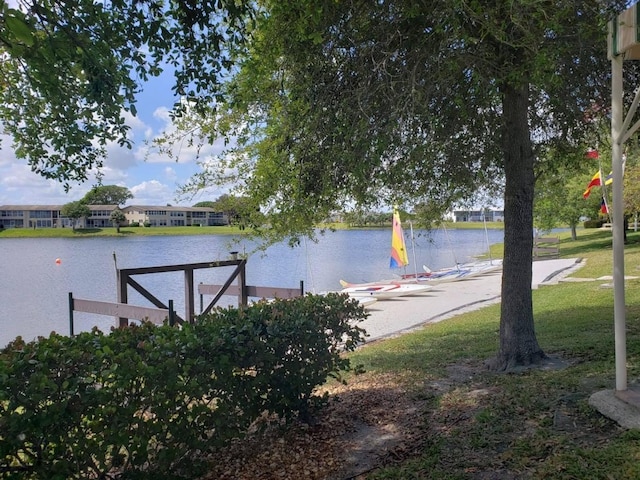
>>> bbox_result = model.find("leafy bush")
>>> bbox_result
[584,219,605,229]
[0,294,366,479]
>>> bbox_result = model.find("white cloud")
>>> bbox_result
[141,104,229,165]
[103,143,140,171]
[130,180,175,205]
[0,163,89,204]
[164,167,177,181]
[0,132,19,166]
[123,110,147,132]
[0,88,236,207]
[153,106,172,123]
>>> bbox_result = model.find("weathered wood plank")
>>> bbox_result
[198,284,302,299]
[533,236,560,259]
[73,298,170,324]
[535,237,560,244]
[119,259,245,276]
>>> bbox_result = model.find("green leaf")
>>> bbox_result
[5,13,34,47]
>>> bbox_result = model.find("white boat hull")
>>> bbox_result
[341,283,432,299]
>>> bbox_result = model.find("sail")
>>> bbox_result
[390,208,409,268]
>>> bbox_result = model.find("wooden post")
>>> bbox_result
[184,267,195,323]
[68,292,74,336]
[239,260,248,306]
[117,269,129,328]
[168,299,175,326]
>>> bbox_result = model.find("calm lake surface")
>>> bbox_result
[0,228,503,346]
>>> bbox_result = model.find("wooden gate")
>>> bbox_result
[116,259,247,327]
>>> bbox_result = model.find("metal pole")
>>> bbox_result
[409,220,418,280]
[611,52,627,392]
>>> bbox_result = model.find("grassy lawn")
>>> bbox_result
[340,227,640,479]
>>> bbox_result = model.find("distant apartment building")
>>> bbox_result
[0,205,74,228]
[123,205,226,227]
[0,205,228,228]
[445,209,505,223]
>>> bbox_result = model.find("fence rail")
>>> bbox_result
[198,282,304,307]
[533,236,560,260]
[68,258,303,335]
[68,293,175,335]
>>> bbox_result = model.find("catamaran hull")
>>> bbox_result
[341,283,432,298]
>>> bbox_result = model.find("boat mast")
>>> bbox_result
[482,212,494,264]
[409,220,418,280]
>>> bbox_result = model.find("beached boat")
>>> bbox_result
[399,261,500,284]
[399,266,471,283]
[340,282,432,298]
[355,296,378,308]
[426,259,501,278]
[338,207,420,294]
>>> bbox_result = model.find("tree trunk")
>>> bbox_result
[487,82,546,371]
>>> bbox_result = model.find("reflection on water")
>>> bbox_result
[0,228,503,346]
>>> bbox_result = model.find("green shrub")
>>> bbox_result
[0,294,366,479]
[583,219,604,229]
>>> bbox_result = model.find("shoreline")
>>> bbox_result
[0,222,507,239]
[358,258,583,344]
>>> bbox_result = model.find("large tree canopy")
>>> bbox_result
[0,0,250,187]
[0,0,629,370]
[82,185,133,205]
[174,0,624,369]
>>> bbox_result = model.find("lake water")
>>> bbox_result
[0,228,503,346]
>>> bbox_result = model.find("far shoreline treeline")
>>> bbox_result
[0,221,507,239]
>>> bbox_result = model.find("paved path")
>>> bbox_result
[359,258,584,343]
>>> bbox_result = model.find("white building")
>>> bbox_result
[445,209,505,223]
[0,205,228,229]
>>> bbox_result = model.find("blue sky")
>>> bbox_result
[0,65,229,207]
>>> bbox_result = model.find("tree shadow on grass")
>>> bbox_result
[559,230,640,257]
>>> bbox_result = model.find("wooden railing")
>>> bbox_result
[68,293,175,335]
[68,258,304,334]
[197,282,304,315]
[117,259,247,327]
[533,236,560,260]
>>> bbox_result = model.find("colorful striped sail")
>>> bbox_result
[390,208,409,269]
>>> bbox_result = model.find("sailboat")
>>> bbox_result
[390,207,410,269]
[340,208,432,296]
[416,218,502,282]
